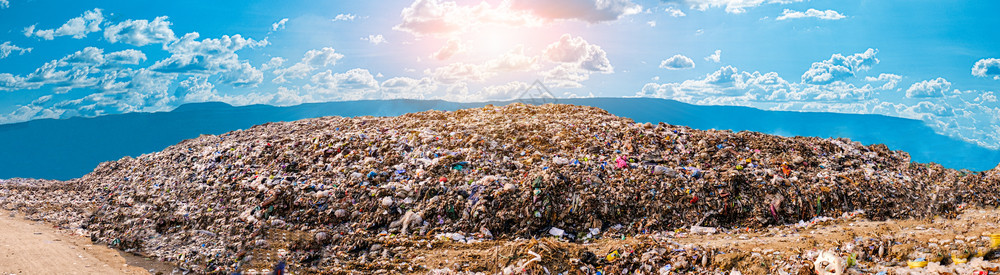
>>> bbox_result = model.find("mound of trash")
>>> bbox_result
[2,103,1000,274]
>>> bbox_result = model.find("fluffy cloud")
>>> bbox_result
[310,68,379,92]
[150,33,268,87]
[380,77,437,98]
[332,14,357,21]
[426,62,495,84]
[478,81,531,100]
[543,63,591,88]
[174,76,219,103]
[544,34,613,73]
[104,16,177,46]
[272,18,289,31]
[0,41,32,59]
[0,67,179,124]
[638,58,1000,150]
[104,49,147,65]
[361,34,386,45]
[660,54,695,70]
[23,25,35,37]
[425,45,538,84]
[433,38,464,60]
[972,58,1000,80]
[865,73,901,90]
[487,45,539,72]
[272,47,344,83]
[705,50,721,63]
[0,46,156,93]
[665,7,686,17]
[261,57,285,71]
[639,65,880,105]
[801,48,878,84]
[663,0,805,14]
[776,9,846,20]
[0,0,8,9]
[27,8,104,40]
[905,77,951,98]
[509,0,642,23]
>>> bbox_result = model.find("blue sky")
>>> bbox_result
[1,0,999,149]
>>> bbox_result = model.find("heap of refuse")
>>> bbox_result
[3,103,1000,274]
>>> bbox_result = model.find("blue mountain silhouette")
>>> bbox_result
[1,98,996,180]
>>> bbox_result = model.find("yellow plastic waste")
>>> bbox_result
[606,250,621,262]
[907,260,928,269]
[991,233,1000,248]
[951,256,969,264]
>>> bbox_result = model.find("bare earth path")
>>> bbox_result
[0,212,149,275]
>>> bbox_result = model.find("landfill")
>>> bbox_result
[3,103,1000,274]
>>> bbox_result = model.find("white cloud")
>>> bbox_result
[972,58,1000,80]
[478,81,531,100]
[272,18,289,31]
[310,68,379,92]
[663,0,805,14]
[977,92,997,103]
[361,34,386,45]
[705,50,721,63]
[272,47,344,83]
[104,49,147,65]
[218,62,263,87]
[174,76,219,103]
[865,73,901,90]
[332,14,357,21]
[433,38,464,60]
[62,47,106,65]
[0,67,180,124]
[28,8,104,40]
[647,20,656,27]
[635,61,1000,150]
[0,46,158,93]
[426,62,495,84]
[23,25,35,37]
[509,0,642,23]
[103,16,177,46]
[486,45,538,72]
[0,0,8,9]
[380,77,437,98]
[801,48,878,84]
[261,57,285,71]
[543,63,591,88]
[0,41,33,59]
[776,9,846,20]
[638,65,878,105]
[150,32,268,87]
[660,54,695,70]
[665,7,686,17]
[906,77,952,98]
[425,45,538,84]
[543,34,613,73]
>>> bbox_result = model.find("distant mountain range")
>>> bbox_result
[2,98,997,180]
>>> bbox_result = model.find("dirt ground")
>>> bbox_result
[0,211,150,275]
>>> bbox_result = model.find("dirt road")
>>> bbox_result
[0,211,149,275]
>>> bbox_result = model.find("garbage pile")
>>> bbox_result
[3,103,1000,274]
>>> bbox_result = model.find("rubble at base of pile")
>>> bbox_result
[2,103,1000,274]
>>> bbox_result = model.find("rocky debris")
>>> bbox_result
[2,103,1000,274]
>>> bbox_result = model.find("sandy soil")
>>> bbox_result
[0,211,150,275]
